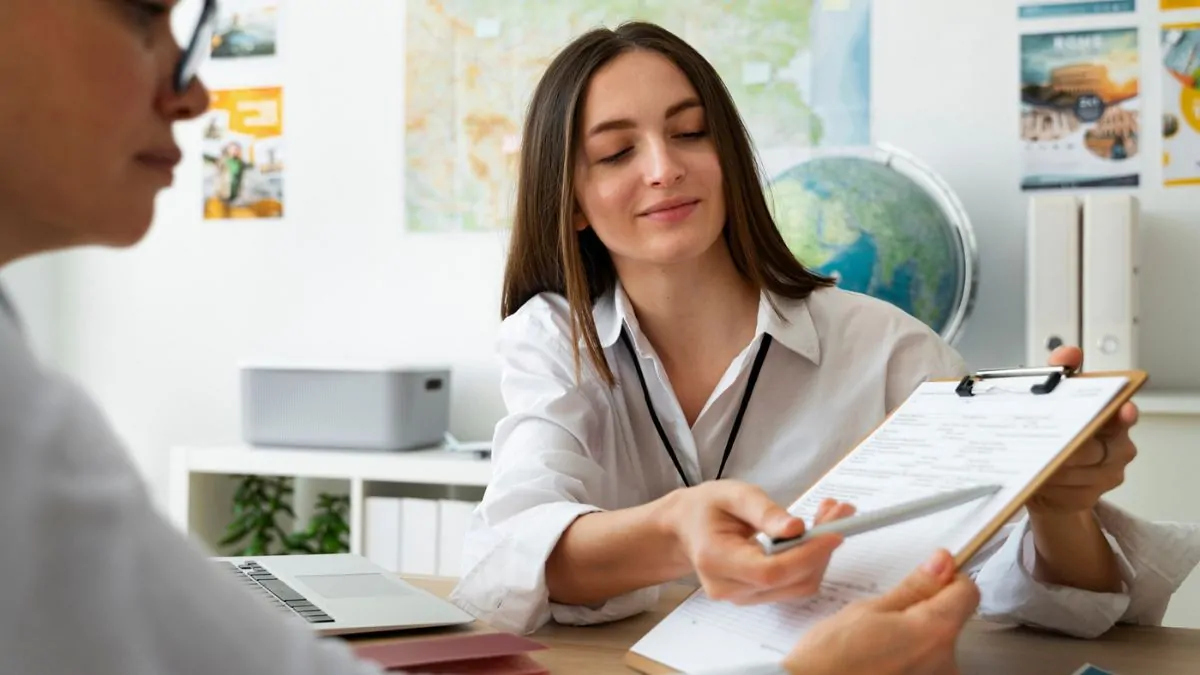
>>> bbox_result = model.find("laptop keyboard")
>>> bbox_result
[217,560,335,624]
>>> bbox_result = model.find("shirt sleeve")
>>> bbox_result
[449,301,659,635]
[964,501,1200,638]
[882,315,969,411]
[0,326,387,675]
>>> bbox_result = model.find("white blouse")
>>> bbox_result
[0,309,386,674]
[450,283,1200,637]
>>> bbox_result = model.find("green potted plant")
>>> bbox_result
[220,475,350,556]
[286,492,351,554]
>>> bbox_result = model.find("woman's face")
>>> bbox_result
[0,0,209,255]
[573,49,726,276]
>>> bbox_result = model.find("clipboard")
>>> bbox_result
[624,366,1148,675]
[941,366,1145,570]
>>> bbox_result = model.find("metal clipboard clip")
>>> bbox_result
[955,365,1077,397]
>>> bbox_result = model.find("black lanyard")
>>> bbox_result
[619,328,773,488]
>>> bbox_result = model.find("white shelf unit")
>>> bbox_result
[168,444,491,556]
[1134,390,1200,417]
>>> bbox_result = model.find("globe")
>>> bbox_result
[767,145,978,344]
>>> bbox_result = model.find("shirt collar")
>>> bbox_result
[592,281,821,365]
[593,282,635,349]
[755,291,821,365]
[0,283,21,335]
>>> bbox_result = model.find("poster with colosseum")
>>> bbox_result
[1020,28,1140,190]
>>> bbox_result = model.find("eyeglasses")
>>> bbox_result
[173,0,218,94]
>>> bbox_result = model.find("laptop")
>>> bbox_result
[213,553,475,636]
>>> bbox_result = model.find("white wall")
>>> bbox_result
[54,0,510,506]
[876,1,1200,380]
[873,0,1200,627]
[32,0,1200,627]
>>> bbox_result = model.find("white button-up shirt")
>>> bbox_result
[0,309,385,674]
[451,283,1200,638]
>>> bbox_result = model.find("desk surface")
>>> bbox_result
[386,577,1200,674]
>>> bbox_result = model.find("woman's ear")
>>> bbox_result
[573,205,589,232]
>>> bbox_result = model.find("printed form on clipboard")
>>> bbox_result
[626,366,1147,674]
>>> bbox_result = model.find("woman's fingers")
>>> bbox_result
[691,484,857,604]
[701,533,844,603]
[712,482,807,540]
[816,501,857,525]
[737,541,842,604]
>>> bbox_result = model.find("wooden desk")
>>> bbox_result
[376,577,1200,674]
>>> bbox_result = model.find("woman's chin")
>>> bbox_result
[645,229,727,266]
[90,211,155,249]
[628,244,724,271]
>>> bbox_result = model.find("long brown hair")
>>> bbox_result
[500,20,834,386]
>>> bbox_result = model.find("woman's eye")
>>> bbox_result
[595,131,705,165]
[124,0,168,27]
[598,147,632,164]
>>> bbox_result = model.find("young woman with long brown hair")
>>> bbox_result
[451,19,1194,656]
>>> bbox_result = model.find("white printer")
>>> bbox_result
[239,363,451,452]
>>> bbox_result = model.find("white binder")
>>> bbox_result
[1026,195,1082,367]
[1081,194,1140,372]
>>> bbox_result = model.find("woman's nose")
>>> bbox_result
[644,141,686,188]
[160,76,211,122]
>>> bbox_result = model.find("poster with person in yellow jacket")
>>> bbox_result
[201,87,284,220]
[1162,23,1200,186]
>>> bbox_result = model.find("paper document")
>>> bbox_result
[629,375,1131,673]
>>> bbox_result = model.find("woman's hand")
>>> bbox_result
[1029,345,1139,517]
[1026,400,1136,516]
[660,480,854,605]
[783,549,980,675]
[1026,400,1138,517]
[1018,345,1134,592]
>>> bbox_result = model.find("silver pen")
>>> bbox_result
[756,483,1003,555]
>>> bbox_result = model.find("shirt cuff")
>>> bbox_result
[1093,499,1200,625]
[973,500,1200,638]
[449,500,658,634]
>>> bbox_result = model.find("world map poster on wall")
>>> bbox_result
[403,0,872,233]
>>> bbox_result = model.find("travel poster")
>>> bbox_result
[1162,24,1200,185]
[201,87,285,220]
[1018,1,1136,19]
[210,0,279,60]
[1020,28,1140,190]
